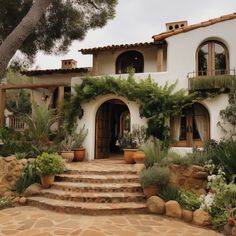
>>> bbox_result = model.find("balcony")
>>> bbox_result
[188,69,236,92]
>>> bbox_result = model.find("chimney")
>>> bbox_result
[61,59,77,69]
[166,21,188,31]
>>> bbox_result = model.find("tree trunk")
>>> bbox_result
[0,0,53,80]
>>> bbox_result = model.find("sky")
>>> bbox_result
[34,0,236,70]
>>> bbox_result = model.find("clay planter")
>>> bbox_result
[60,151,74,163]
[133,150,145,163]
[74,148,86,162]
[123,149,137,164]
[40,175,55,189]
[143,185,160,198]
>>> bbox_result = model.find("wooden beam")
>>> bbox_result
[0,82,70,90]
[0,89,6,127]
[157,47,164,72]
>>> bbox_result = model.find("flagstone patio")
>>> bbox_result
[0,206,223,236]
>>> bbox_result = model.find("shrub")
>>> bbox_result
[178,190,201,211]
[0,197,13,210]
[158,185,182,202]
[13,162,40,193]
[139,165,169,188]
[141,137,167,168]
[35,152,64,176]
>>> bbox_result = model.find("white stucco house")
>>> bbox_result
[25,12,236,160]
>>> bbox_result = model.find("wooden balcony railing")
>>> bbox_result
[187,69,236,92]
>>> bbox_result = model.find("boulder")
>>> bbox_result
[193,209,211,226]
[232,226,236,236]
[147,196,165,214]
[182,209,193,222]
[19,197,27,205]
[24,183,42,197]
[165,200,182,219]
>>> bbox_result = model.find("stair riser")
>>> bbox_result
[51,185,143,193]
[66,170,138,175]
[27,199,148,215]
[42,192,146,203]
[56,176,140,184]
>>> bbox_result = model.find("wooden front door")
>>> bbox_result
[95,103,110,159]
[170,104,210,147]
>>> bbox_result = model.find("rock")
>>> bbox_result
[13,197,20,203]
[19,159,28,165]
[182,209,193,222]
[192,171,208,179]
[193,209,211,226]
[4,156,16,162]
[165,200,182,218]
[19,197,27,205]
[24,183,42,197]
[232,226,236,236]
[3,191,14,197]
[147,196,165,214]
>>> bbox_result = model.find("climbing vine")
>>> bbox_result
[67,74,201,146]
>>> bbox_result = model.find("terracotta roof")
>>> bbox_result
[80,42,155,54]
[22,67,91,76]
[153,12,236,41]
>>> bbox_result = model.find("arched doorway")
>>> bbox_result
[95,99,130,159]
[170,103,210,147]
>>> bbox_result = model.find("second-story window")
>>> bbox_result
[116,51,144,74]
[197,41,229,76]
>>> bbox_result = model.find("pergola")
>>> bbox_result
[0,82,70,127]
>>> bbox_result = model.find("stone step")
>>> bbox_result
[41,189,146,203]
[51,181,143,193]
[65,169,138,175]
[56,173,140,183]
[27,196,148,215]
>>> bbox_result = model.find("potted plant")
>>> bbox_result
[60,135,75,162]
[139,164,169,198]
[119,124,147,164]
[72,125,88,162]
[35,152,64,188]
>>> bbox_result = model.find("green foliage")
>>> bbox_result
[158,185,182,202]
[0,0,117,64]
[178,190,201,211]
[13,162,40,193]
[60,135,74,151]
[67,75,198,142]
[72,125,88,148]
[189,75,233,91]
[141,137,167,168]
[139,165,169,188]
[0,197,13,210]
[24,102,60,146]
[35,152,64,176]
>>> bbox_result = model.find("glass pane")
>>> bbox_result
[215,43,226,75]
[192,117,201,140]
[198,44,208,76]
[179,111,187,141]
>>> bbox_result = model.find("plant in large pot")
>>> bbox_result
[139,164,169,198]
[60,135,75,163]
[35,152,64,188]
[119,124,147,164]
[72,125,88,162]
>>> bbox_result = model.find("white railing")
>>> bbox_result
[7,115,28,131]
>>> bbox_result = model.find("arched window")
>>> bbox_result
[197,41,229,76]
[170,103,210,147]
[116,51,144,74]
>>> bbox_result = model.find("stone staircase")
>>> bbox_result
[27,159,147,215]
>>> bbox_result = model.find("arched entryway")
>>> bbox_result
[95,99,130,159]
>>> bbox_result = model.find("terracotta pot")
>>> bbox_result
[143,184,160,198]
[133,150,145,163]
[74,148,86,162]
[60,150,74,162]
[40,175,55,189]
[123,149,137,164]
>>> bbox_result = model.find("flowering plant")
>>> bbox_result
[227,217,235,226]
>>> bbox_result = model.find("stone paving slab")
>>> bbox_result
[0,206,223,236]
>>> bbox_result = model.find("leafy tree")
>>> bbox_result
[0,0,118,79]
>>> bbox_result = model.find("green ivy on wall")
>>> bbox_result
[67,74,201,146]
